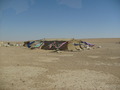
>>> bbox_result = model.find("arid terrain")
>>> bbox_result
[0,38,120,90]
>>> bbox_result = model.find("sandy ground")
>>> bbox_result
[0,38,120,90]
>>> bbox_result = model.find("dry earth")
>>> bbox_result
[0,38,120,90]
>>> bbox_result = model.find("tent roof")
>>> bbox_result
[40,38,75,41]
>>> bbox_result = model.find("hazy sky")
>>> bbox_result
[0,0,120,41]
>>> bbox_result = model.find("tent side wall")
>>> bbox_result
[41,41,68,50]
[67,40,82,51]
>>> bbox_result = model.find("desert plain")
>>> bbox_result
[0,38,120,90]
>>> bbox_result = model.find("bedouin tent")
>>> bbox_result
[23,39,95,51]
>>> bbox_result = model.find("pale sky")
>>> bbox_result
[0,0,120,41]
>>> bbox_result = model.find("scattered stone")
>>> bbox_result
[97,46,102,48]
